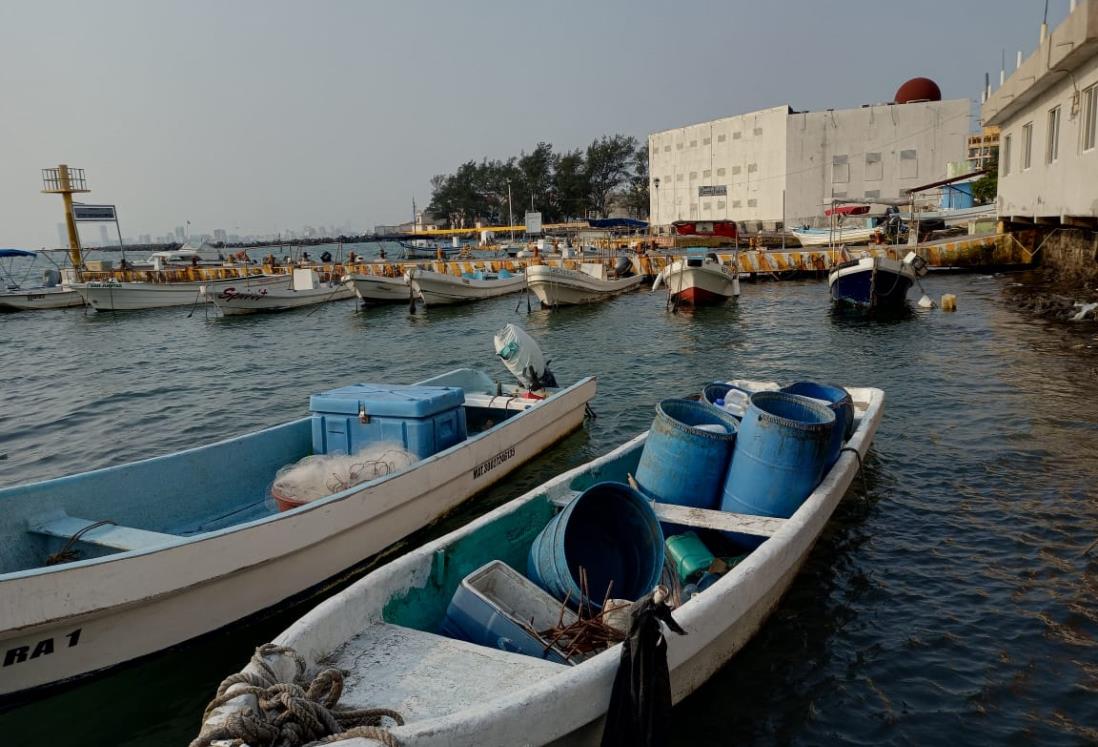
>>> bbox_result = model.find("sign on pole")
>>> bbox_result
[525,211,542,235]
[698,185,727,197]
[72,204,117,222]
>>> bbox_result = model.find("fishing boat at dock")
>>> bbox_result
[828,250,926,312]
[342,271,411,304]
[0,348,596,699]
[194,380,884,747]
[204,269,354,315]
[408,267,526,307]
[653,252,740,306]
[526,261,643,307]
[71,273,290,311]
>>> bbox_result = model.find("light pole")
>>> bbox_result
[652,177,660,236]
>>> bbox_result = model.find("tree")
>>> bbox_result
[971,156,998,205]
[518,142,556,217]
[585,135,638,218]
[553,149,589,222]
[619,141,650,219]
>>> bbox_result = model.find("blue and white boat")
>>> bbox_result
[828,252,926,312]
[0,249,84,311]
[0,363,596,699]
[195,381,884,747]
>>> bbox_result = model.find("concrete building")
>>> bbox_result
[967,127,1000,170]
[649,86,969,229]
[982,0,1098,226]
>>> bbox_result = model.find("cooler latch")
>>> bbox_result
[358,403,370,424]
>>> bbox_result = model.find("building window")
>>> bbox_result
[733,131,742,140]
[663,145,671,153]
[1022,122,1033,170]
[747,198,758,208]
[753,127,763,136]
[832,191,847,199]
[865,152,882,181]
[717,167,726,176]
[717,134,727,143]
[1002,134,1012,175]
[864,189,880,199]
[1047,106,1060,163]
[689,140,697,148]
[717,200,726,209]
[702,169,711,178]
[689,171,697,180]
[676,174,684,182]
[703,137,711,145]
[664,174,672,184]
[747,163,758,173]
[832,155,849,183]
[702,201,711,211]
[732,200,742,208]
[731,165,742,175]
[1084,84,1098,151]
[900,149,918,179]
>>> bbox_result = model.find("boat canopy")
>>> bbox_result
[825,205,871,217]
[0,249,37,258]
[586,218,648,229]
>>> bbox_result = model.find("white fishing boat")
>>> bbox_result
[195,381,884,747]
[791,225,879,247]
[205,269,354,315]
[526,262,644,307]
[343,272,411,304]
[0,352,596,699]
[71,273,289,311]
[0,249,84,311]
[408,267,526,307]
[652,251,740,306]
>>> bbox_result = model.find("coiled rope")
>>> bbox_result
[190,643,403,747]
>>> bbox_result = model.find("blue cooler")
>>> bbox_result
[309,383,467,457]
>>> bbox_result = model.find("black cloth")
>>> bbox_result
[601,592,686,747]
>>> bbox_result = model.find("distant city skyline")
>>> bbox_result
[0,0,1070,248]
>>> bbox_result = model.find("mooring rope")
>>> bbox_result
[190,643,403,747]
[839,446,869,501]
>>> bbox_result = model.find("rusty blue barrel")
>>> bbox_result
[720,391,836,518]
[781,381,854,467]
[634,399,739,510]
[527,482,664,611]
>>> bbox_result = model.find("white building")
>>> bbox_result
[649,91,970,229]
[982,0,1098,226]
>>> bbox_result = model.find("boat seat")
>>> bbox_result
[328,622,568,723]
[30,515,180,552]
[549,491,786,537]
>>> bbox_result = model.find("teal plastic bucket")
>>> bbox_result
[720,391,836,519]
[665,532,715,584]
[527,482,664,611]
[634,399,738,510]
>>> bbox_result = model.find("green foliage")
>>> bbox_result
[427,134,648,226]
[972,156,998,205]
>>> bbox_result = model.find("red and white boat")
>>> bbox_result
[653,251,741,306]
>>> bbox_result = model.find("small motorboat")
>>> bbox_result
[400,241,463,259]
[526,261,644,307]
[408,267,526,307]
[653,250,740,306]
[0,343,596,699]
[194,380,884,747]
[342,271,411,304]
[204,269,354,315]
[0,249,84,311]
[828,251,927,312]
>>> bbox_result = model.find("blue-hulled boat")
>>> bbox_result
[827,252,925,312]
[0,367,596,700]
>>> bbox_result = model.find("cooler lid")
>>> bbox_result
[309,383,465,418]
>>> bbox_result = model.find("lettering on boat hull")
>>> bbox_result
[473,447,516,478]
[3,629,81,668]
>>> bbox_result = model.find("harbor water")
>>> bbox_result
[1,263,1097,745]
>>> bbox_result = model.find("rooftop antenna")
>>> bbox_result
[1000,49,1006,86]
[1040,0,1049,44]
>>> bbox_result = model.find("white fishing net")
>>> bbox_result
[271,442,417,506]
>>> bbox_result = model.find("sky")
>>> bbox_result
[0,0,1069,247]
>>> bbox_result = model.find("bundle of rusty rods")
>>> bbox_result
[520,567,628,662]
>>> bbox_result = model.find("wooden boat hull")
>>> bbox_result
[196,385,883,746]
[526,265,644,307]
[0,287,84,311]
[344,273,410,304]
[0,374,597,698]
[409,269,526,306]
[828,256,914,311]
[72,275,290,311]
[206,283,355,315]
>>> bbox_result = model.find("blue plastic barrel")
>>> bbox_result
[634,399,738,510]
[720,391,836,519]
[528,482,664,611]
[781,382,854,467]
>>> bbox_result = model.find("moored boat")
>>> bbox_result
[828,251,925,312]
[408,267,526,307]
[204,269,354,315]
[0,357,596,699]
[194,380,884,747]
[526,262,644,307]
[343,271,411,304]
[0,249,84,311]
[72,274,290,311]
[653,251,740,306]
[792,225,879,247]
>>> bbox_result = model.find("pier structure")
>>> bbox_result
[41,165,90,271]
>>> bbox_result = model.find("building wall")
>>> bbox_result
[994,53,1098,220]
[784,100,970,227]
[649,105,789,226]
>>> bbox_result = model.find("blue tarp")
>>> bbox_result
[0,249,36,258]
[586,218,648,229]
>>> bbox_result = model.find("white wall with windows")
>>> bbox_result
[984,0,1098,222]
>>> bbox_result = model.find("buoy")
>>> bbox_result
[941,293,957,311]
[918,294,934,308]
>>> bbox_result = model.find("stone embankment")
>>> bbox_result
[1005,228,1098,321]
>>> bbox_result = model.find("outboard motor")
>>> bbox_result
[494,323,558,389]
[41,269,61,288]
[614,255,634,277]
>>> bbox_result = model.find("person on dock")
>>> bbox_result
[320,250,332,263]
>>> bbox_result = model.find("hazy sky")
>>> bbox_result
[0,0,1066,247]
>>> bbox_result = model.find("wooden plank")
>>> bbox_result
[549,492,785,537]
[31,515,179,552]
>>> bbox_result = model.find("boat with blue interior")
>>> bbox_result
[0,337,595,700]
[408,266,526,307]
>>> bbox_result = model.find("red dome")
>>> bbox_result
[894,77,942,104]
